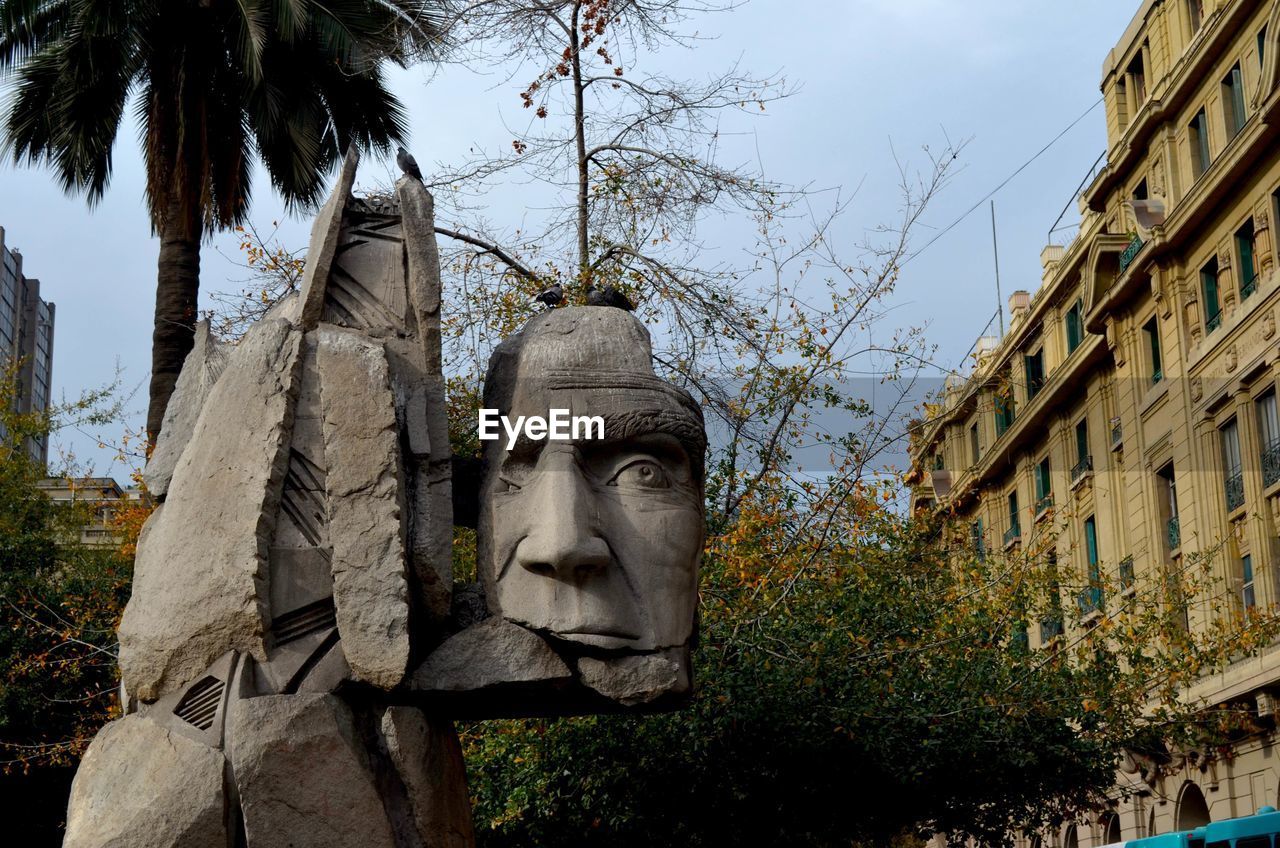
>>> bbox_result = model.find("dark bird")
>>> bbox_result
[585,285,635,311]
[532,283,564,310]
[396,146,423,182]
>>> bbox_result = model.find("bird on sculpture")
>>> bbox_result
[585,284,635,311]
[396,146,424,182]
[532,283,564,310]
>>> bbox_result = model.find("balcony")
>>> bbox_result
[1071,455,1093,487]
[1264,440,1280,489]
[1040,616,1064,643]
[1110,419,1123,451]
[1119,556,1135,592]
[1242,272,1259,301]
[1224,471,1245,513]
[1118,233,1145,275]
[1207,309,1223,333]
[1035,495,1054,517]
[1167,516,1181,551]
[1003,522,1022,549]
[1077,585,1104,616]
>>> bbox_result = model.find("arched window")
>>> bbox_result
[1063,823,1079,848]
[1102,812,1122,844]
[1178,782,1212,830]
[1148,807,1158,838]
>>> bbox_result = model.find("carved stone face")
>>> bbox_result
[478,309,705,652]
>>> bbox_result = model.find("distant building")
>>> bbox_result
[0,225,55,466]
[910,0,1280,843]
[36,477,145,548]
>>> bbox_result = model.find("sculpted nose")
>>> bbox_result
[515,463,610,581]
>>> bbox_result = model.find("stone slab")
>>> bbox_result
[380,708,476,848]
[577,649,690,707]
[412,618,571,692]
[119,317,303,702]
[315,326,410,689]
[63,715,227,848]
[228,694,396,848]
[145,320,228,498]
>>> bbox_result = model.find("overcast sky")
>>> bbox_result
[0,0,1140,478]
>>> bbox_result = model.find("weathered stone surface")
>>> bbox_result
[229,694,396,848]
[144,320,228,498]
[316,326,410,689]
[64,715,227,848]
[396,176,443,367]
[479,308,706,654]
[299,146,360,330]
[413,618,570,692]
[577,649,690,707]
[385,338,452,625]
[120,317,303,702]
[381,708,476,848]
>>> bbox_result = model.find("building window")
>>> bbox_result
[1260,26,1269,69]
[1127,48,1147,107]
[1073,417,1091,482]
[1223,63,1247,138]
[1242,554,1256,609]
[1259,389,1280,488]
[1035,456,1052,513]
[1222,417,1244,512]
[1025,349,1045,400]
[969,422,980,465]
[1159,463,1180,551]
[995,382,1016,436]
[1190,107,1211,179]
[1082,516,1102,614]
[1237,218,1257,299]
[1065,299,1084,353]
[1143,317,1163,383]
[1202,256,1222,332]
[1187,0,1203,33]
[1006,490,1021,544]
[972,519,986,562]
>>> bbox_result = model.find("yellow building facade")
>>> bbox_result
[910,1,1280,843]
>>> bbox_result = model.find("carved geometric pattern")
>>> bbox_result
[173,676,224,731]
[323,214,408,333]
[271,597,338,646]
[279,450,326,547]
[326,260,406,333]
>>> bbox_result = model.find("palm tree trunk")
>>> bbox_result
[146,194,200,446]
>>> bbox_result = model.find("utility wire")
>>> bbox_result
[903,97,1104,268]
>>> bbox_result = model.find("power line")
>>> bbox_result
[903,97,1104,268]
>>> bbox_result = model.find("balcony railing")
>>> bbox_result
[1035,495,1054,516]
[1119,556,1135,591]
[1118,234,1145,275]
[1040,616,1064,643]
[1167,516,1181,551]
[1111,419,1123,450]
[1224,471,1245,512]
[1263,439,1280,489]
[1242,272,1259,301]
[1207,309,1223,333]
[1077,585,1104,616]
[1071,455,1093,485]
[1003,522,1022,548]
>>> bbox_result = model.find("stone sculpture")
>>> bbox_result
[62,147,705,847]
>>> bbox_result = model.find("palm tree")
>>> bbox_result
[0,0,447,442]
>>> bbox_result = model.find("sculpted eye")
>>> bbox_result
[608,459,670,489]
